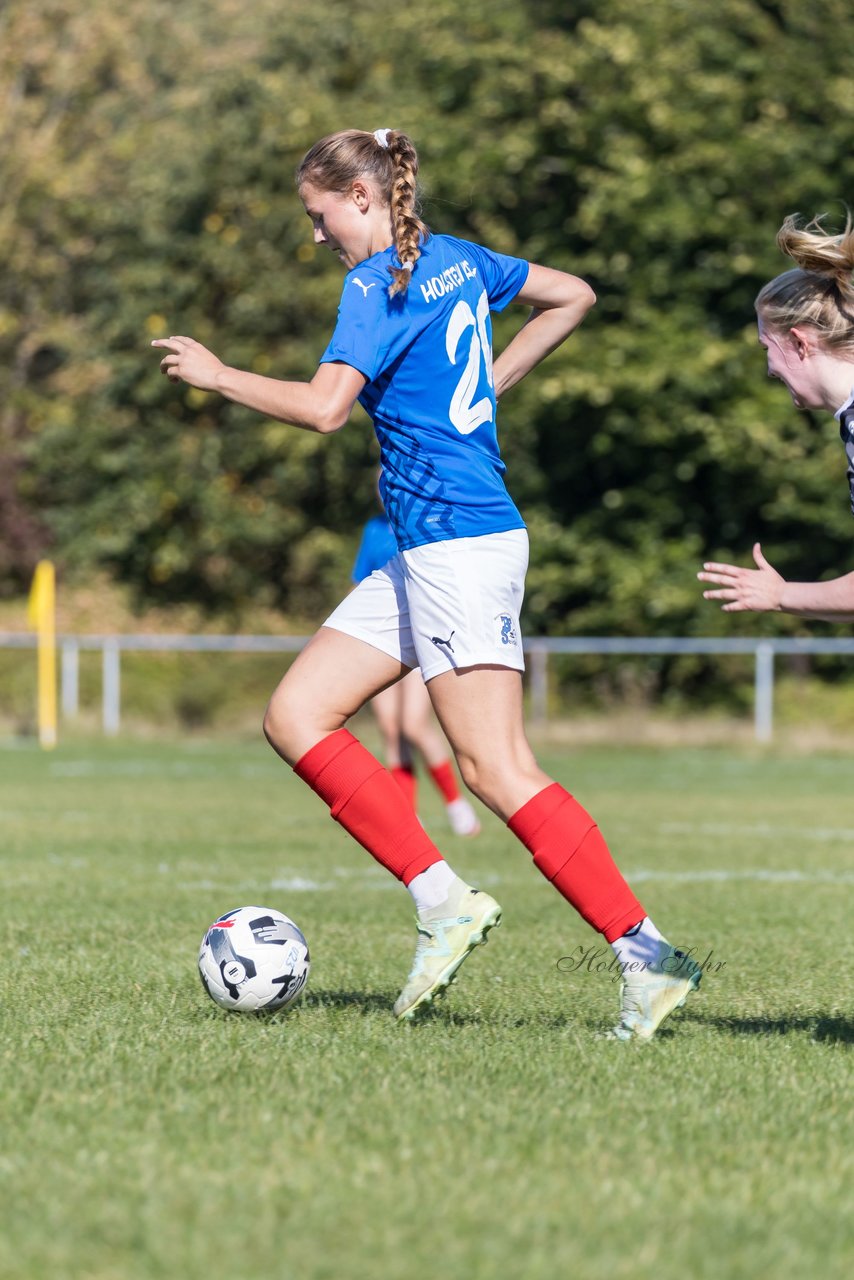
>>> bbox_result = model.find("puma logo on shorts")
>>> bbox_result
[430,630,456,653]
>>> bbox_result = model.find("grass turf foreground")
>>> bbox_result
[0,736,852,1280]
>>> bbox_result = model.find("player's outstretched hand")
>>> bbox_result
[698,542,785,612]
[151,335,225,391]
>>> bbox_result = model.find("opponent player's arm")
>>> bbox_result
[492,264,596,400]
[778,574,854,621]
[151,336,365,434]
[699,542,854,621]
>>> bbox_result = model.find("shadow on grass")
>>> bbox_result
[302,988,583,1030]
[687,1011,854,1044]
[411,1007,584,1031]
[188,990,395,1021]
[302,989,396,1015]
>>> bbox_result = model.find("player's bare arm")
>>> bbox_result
[151,336,366,433]
[699,540,854,620]
[492,264,596,400]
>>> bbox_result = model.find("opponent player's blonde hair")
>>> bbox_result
[296,128,429,297]
[755,211,854,356]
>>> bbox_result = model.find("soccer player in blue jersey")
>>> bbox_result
[699,212,854,619]
[353,500,482,836]
[154,127,701,1039]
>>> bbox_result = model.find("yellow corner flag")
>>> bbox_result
[27,560,57,750]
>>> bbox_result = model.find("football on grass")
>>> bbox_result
[198,906,310,1012]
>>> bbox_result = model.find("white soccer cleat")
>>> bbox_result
[393,885,501,1020]
[609,942,702,1042]
[446,797,481,837]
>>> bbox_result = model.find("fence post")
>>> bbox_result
[102,639,121,736]
[60,638,79,720]
[754,641,775,743]
[529,644,548,728]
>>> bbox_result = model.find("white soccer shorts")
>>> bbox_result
[323,528,528,681]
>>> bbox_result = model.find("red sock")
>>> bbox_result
[508,783,643,942]
[390,764,418,809]
[294,730,442,884]
[428,760,460,804]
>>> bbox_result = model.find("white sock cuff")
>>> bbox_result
[408,861,458,912]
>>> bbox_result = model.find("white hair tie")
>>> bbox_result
[373,128,391,149]
[401,261,414,272]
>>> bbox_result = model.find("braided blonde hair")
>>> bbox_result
[755,211,854,355]
[296,128,429,297]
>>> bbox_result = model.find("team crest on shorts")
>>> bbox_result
[495,613,518,647]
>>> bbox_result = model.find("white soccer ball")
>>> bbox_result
[198,906,310,1013]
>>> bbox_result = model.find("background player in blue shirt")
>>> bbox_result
[353,487,481,837]
[154,126,701,1040]
[700,210,854,619]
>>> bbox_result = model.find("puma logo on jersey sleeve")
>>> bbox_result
[351,277,376,298]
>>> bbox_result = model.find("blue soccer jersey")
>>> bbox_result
[352,514,398,583]
[320,234,530,551]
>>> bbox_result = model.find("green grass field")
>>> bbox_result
[1,732,852,1280]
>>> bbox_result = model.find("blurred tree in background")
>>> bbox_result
[3,0,854,644]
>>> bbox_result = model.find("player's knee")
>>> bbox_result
[262,687,302,757]
[261,700,285,754]
[457,750,543,814]
[263,684,351,764]
[402,718,439,756]
[455,752,498,805]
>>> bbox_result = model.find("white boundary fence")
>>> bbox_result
[3,632,854,741]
